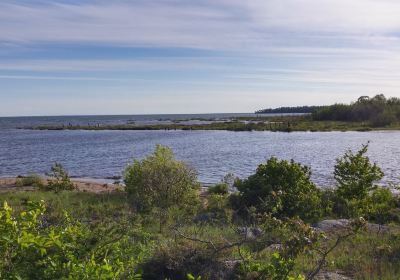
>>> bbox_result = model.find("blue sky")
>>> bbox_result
[1,0,400,116]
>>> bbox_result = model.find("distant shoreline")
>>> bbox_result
[18,115,400,132]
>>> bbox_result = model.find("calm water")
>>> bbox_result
[1,119,400,186]
[0,113,260,129]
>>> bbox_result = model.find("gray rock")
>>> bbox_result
[237,227,264,240]
[313,219,390,233]
[313,219,351,232]
[315,271,352,280]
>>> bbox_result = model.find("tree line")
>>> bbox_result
[311,94,400,126]
[255,106,324,114]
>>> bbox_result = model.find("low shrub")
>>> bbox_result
[15,174,44,188]
[45,163,75,192]
[0,200,143,279]
[231,157,323,223]
[208,183,229,195]
[334,143,383,201]
[141,240,233,280]
[125,145,200,232]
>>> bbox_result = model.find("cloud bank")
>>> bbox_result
[0,0,400,116]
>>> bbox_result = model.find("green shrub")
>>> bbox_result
[334,143,383,200]
[0,200,143,279]
[330,144,399,221]
[141,240,225,280]
[45,163,75,192]
[124,145,200,231]
[231,157,323,222]
[363,188,399,224]
[199,194,233,224]
[208,183,229,195]
[15,174,44,188]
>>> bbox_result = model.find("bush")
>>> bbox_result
[124,145,200,231]
[0,200,142,279]
[334,143,383,200]
[197,194,233,224]
[363,188,399,224]
[15,174,44,188]
[141,240,230,280]
[231,157,322,222]
[45,163,75,192]
[208,183,229,195]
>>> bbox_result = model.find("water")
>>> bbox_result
[1,118,400,186]
[0,113,261,129]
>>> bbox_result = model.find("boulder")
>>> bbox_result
[313,219,390,233]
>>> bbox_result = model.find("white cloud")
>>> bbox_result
[1,0,400,116]
[1,0,399,50]
[238,0,400,33]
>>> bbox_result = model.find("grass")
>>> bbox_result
[294,230,400,279]
[1,189,400,279]
[0,190,131,223]
[15,174,44,188]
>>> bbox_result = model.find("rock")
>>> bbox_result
[237,227,264,240]
[313,219,390,233]
[315,271,352,280]
[313,219,351,232]
[266,243,282,251]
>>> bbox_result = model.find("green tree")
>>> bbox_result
[124,145,199,231]
[232,157,322,222]
[334,143,383,200]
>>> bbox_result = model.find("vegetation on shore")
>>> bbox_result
[1,144,400,279]
[255,106,323,114]
[312,94,400,127]
[23,95,400,132]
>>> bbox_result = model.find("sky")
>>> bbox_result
[1,0,400,116]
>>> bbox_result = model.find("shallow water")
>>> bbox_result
[1,128,400,186]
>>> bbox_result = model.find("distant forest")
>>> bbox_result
[312,94,400,126]
[255,106,323,114]
[258,94,400,127]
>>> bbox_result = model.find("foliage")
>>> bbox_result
[0,200,144,280]
[334,143,383,200]
[233,216,329,280]
[45,163,75,192]
[232,157,322,222]
[312,94,400,126]
[141,239,229,280]
[16,174,44,188]
[124,145,200,231]
[363,187,399,224]
[2,144,400,279]
[208,183,229,195]
[256,106,323,114]
[0,191,131,224]
[197,194,233,224]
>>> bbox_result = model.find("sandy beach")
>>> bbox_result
[0,177,121,193]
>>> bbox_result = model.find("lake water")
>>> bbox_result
[1,116,400,186]
[0,113,261,129]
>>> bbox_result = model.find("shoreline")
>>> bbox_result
[1,176,398,196]
[0,177,121,193]
[0,176,212,193]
